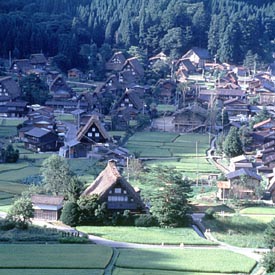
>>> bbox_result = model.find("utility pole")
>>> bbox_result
[196,140,199,186]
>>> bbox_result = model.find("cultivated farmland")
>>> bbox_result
[115,248,256,274]
[125,131,218,178]
[0,244,112,274]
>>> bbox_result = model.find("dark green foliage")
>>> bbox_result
[20,74,49,105]
[110,210,135,226]
[60,201,80,227]
[263,252,275,272]
[1,144,19,163]
[223,127,243,157]
[77,195,107,225]
[205,207,215,220]
[134,214,158,227]
[0,0,273,67]
[142,166,193,227]
[59,235,89,244]
[264,218,275,249]
[65,176,84,203]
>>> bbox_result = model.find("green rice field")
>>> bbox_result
[115,248,256,274]
[0,244,111,274]
[125,131,218,177]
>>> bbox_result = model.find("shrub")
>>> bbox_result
[205,207,215,220]
[134,214,158,227]
[59,236,90,244]
[61,201,80,226]
[263,252,275,272]
[0,219,16,231]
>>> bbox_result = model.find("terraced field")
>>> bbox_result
[125,131,218,178]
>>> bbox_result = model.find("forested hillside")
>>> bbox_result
[0,0,274,68]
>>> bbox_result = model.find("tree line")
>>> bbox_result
[0,0,274,69]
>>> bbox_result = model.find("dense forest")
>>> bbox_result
[0,0,274,70]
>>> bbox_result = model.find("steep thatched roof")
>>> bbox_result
[82,160,144,208]
[76,115,110,142]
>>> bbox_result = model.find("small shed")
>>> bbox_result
[31,195,64,220]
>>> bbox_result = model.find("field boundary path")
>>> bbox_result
[104,248,119,275]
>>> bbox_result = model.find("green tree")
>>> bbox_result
[7,197,34,228]
[1,144,19,163]
[77,194,105,225]
[264,218,275,249]
[143,166,192,227]
[20,74,49,105]
[41,155,73,195]
[223,127,243,157]
[60,201,80,226]
[65,176,84,203]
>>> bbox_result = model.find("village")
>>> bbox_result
[1,46,275,274]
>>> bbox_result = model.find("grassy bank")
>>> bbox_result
[77,226,214,245]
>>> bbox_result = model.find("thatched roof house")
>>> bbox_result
[83,160,145,212]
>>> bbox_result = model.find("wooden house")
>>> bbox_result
[3,101,28,117]
[176,69,189,83]
[253,118,275,132]
[24,127,59,152]
[0,76,21,105]
[113,89,143,112]
[68,68,83,80]
[61,115,111,158]
[76,115,110,145]
[49,75,74,100]
[229,155,253,172]
[217,181,231,200]
[148,52,168,67]
[10,59,32,75]
[172,105,208,132]
[223,98,250,118]
[120,57,144,80]
[29,53,48,69]
[106,51,127,71]
[82,160,145,212]
[226,168,262,199]
[181,47,211,68]
[175,58,196,73]
[31,195,64,220]
[155,79,176,104]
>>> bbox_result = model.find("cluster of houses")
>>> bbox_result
[1,47,275,218]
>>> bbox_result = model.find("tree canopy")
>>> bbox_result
[142,166,193,227]
[40,155,73,196]
[0,0,274,67]
[223,127,244,158]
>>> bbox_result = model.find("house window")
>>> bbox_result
[129,103,133,107]
[92,127,96,132]
[123,190,127,194]
[108,196,128,202]
[95,133,100,137]
[88,132,93,137]
[114,188,121,194]
[121,103,125,107]
[125,98,129,103]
